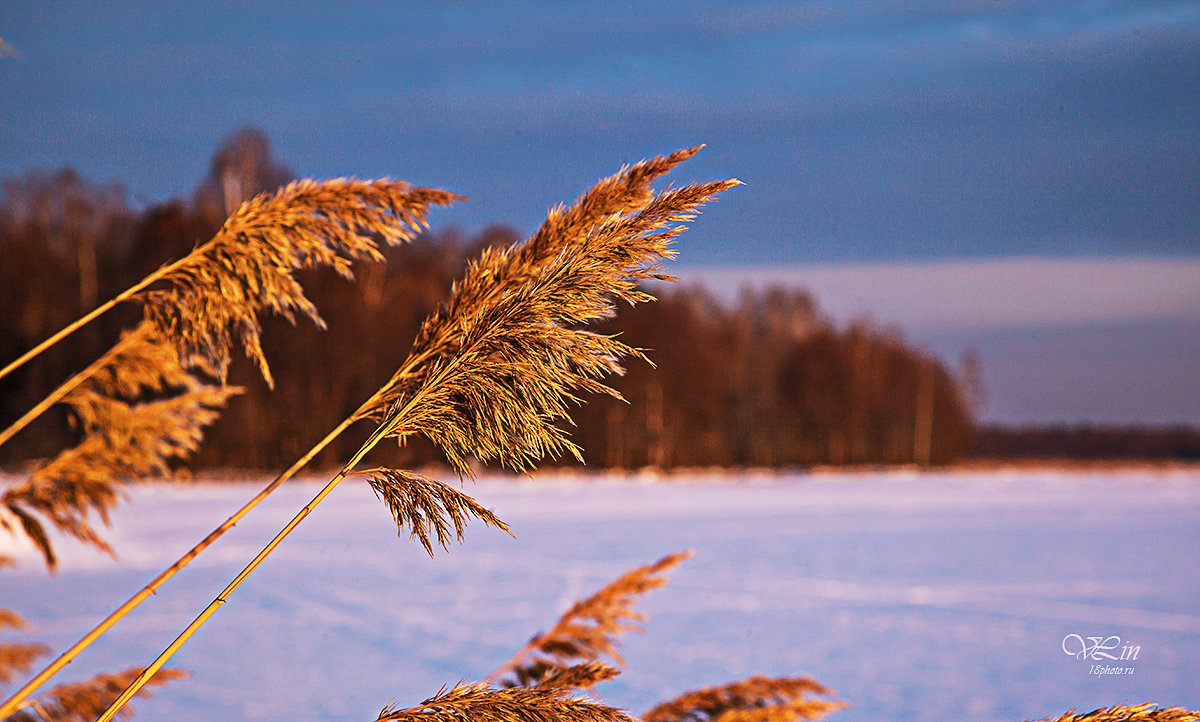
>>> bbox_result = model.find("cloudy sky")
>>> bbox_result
[1,1,1196,424]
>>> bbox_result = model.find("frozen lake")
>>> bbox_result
[4,468,1199,721]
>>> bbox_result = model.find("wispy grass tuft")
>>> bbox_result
[643,677,846,722]
[370,174,740,475]
[1029,704,1200,722]
[1,324,240,569]
[489,551,691,686]
[375,681,635,722]
[357,467,511,556]
[358,146,727,429]
[139,179,462,386]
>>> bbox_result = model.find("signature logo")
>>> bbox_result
[1061,634,1140,661]
[1062,634,1139,677]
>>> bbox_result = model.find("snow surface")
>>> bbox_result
[3,469,1199,721]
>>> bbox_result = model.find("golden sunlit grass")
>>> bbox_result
[139,178,462,386]
[643,677,846,722]
[376,681,635,722]
[1,176,460,719]
[1030,705,1200,722]
[487,551,692,686]
[358,467,510,556]
[1,322,240,569]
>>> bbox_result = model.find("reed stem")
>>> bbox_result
[96,419,396,721]
[0,248,198,383]
[0,332,140,451]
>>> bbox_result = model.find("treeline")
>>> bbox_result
[0,130,975,471]
[975,424,1200,461]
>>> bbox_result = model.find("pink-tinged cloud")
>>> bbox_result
[675,256,1200,332]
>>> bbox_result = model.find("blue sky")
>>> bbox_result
[1,1,1197,424]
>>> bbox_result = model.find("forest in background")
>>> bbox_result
[0,128,1117,473]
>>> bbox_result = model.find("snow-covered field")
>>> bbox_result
[4,468,1198,721]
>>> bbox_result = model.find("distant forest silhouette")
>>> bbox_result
[3,130,1188,471]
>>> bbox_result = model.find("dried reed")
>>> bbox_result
[95,153,736,720]
[370,177,740,475]
[642,676,846,722]
[532,663,622,692]
[0,610,48,685]
[1030,704,1200,722]
[359,467,511,556]
[388,145,706,385]
[0,178,459,386]
[488,551,691,686]
[1,324,240,569]
[139,179,461,386]
[6,668,185,722]
[375,681,635,722]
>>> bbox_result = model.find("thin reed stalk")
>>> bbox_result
[95,415,401,721]
[0,331,141,451]
[0,278,155,384]
[0,402,360,718]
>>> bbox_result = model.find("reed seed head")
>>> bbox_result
[1,323,240,569]
[500,551,691,686]
[357,467,511,556]
[367,150,738,477]
[139,178,462,386]
[1030,704,1200,722]
[643,676,846,722]
[376,681,635,722]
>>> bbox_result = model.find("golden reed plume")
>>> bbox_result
[358,467,511,556]
[0,178,460,386]
[1030,705,1200,722]
[1,323,240,569]
[531,663,622,692]
[643,676,846,722]
[376,681,635,722]
[359,146,722,423]
[368,177,740,474]
[139,179,462,386]
[488,551,691,686]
